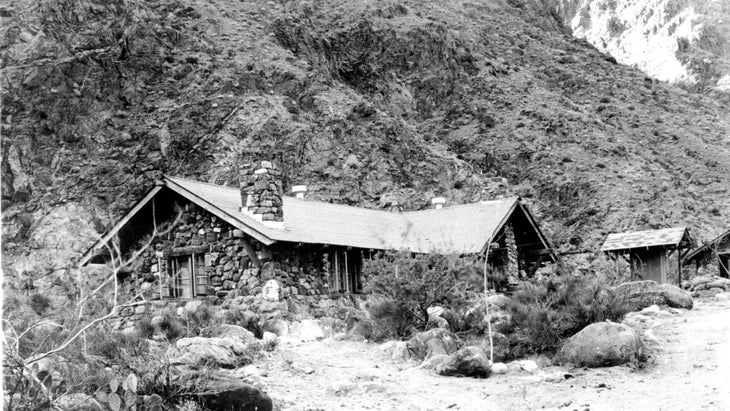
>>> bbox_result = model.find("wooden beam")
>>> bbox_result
[527,254,546,277]
[79,186,163,266]
[677,247,682,287]
[523,248,555,257]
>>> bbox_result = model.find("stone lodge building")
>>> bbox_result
[80,161,557,301]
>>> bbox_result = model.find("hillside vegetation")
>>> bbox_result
[2,0,730,277]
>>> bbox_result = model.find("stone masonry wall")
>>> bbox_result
[133,201,329,303]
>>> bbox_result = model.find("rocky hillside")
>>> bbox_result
[2,0,730,278]
[552,0,730,91]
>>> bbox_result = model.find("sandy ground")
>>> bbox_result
[260,297,730,411]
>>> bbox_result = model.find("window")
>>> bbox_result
[167,253,207,298]
[328,249,362,293]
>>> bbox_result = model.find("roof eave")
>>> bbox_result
[163,176,275,246]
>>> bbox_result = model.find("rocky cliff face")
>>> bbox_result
[2,0,730,282]
[552,0,730,91]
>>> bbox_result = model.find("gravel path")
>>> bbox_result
[262,297,730,410]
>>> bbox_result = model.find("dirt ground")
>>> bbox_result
[261,297,730,411]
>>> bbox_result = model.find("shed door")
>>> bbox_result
[631,250,667,284]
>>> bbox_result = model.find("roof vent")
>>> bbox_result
[292,185,307,199]
[431,197,446,210]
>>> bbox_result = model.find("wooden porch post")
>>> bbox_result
[677,248,682,287]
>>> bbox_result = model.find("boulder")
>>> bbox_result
[461,298,512,332]
[407,329,460,360]
[560,322,642,368]
[262,280,281,301]
[687,275,711,289]
[288,319,324,341]
[150,315,165,328]
[169,337,250,368]
[505,360,539,373]
[427,306,445,318]
[490,362,507,374]
[436,346,491,378]
[659,284,693,309]
[174,371,273,411]
[707,279,730,290]
[427,315,450,330]
[391,342,410,362]
[262,319,288,337]
[262,331,278,344]
[613,281,665,311]
[209,324,256,344]
[419,354,450,370]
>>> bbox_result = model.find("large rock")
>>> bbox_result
[288,319,325,341]
[436,346,491,378]
[169,337,250,368]
[262,318,288,337]
[613,281,665,311]
[660,284,693,309]
[460,297,512,333]
[209,324,257,344]
[262,279,281,301]
[174,371,273,411]
[407,328,459,360]
[560,322,642,368]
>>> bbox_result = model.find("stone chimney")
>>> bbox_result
[431,197,446,209]
[239,160,284,227]
[292,185,307,199]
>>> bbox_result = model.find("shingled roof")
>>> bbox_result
[81,175,555,264]
[600,227,690,252]
[165,176,525,254]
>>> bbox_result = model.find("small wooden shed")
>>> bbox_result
[601,227,693,285]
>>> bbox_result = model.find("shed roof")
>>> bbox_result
[165,176,522,254]
[600,227,689,252]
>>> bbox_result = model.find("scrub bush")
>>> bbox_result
[499,275,629,356]
[363,252,482,337]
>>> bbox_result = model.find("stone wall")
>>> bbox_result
[132,201,331,303]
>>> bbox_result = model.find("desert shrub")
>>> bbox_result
[136,315,155,339]
[224,306,263,338]
[29,293,52,316]
[366,298,416,340]
[363,252,482,337]
[185,304,222,336]
[500,275,629,356]
[157,309,185,341]
[87,328,150,361]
